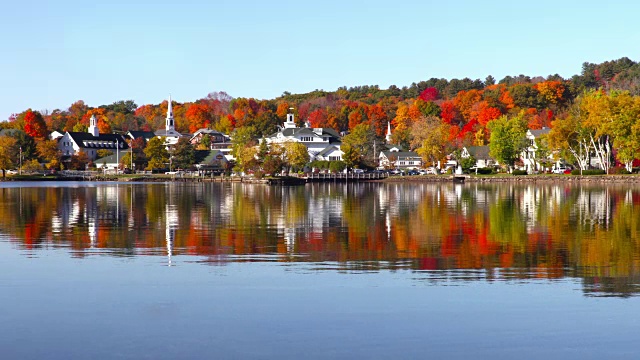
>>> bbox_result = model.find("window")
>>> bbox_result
[329,156,341,161]
[301,137,313,142]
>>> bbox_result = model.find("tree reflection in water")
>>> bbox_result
[2,181,640,297]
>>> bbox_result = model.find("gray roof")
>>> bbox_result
[270,127,342,142]
[316,145,341,157]
[196,150,228,167]
[529,128,551,138]
[127,130,156,140]
[381,151,421,159]
[465,146,492,160]
[0,129,25,137]
[96,149,130,164]
[381,144,405,151]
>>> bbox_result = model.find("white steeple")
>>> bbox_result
[284,111,296,129]
[88,114,99,137]
[166,95,175,132]
[385,121,392,143]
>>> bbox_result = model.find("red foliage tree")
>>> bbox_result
[185,103,213,133]
[418,87,439,102]
[440,101,458,124]
[23,109,48,139]
[308,108,328,128]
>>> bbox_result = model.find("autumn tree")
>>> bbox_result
[36,140,62,170]
[23,109,48,140]
[231,126,258,174]
[0,136,18,177]
[144,137,169,170]
[342,123,377,166]
[547,109,591,173]
[410,116,451,166]
[68,151,89,170]
[185,103,213,133]
[282,141,310,174]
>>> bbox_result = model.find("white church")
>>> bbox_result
[154,95,189,145]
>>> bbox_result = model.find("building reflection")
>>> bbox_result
[3,182,640,297]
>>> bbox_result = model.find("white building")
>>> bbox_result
[521,127,551,172]
[58,115,128,161]
[154,95,190,146]
[264,113,343,161]
[461,146,498,169]
[379,149,423,169]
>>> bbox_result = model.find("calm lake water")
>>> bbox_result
[1,181,640,359]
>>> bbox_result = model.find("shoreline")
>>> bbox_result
[3,174,640,184]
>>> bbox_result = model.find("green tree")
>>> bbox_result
[231,126,258,159]
[283,141,309,173]
[200,134,211,150]
[144,137,169,170]
[8,130,37,162]
[342,123,376,166]
[488,113,528,171]
[341,143,361,169]
[329,160,346,173]
[610,94,640,171]
[172,137,196,170]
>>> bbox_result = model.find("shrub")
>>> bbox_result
[476,167,493,175]
[512,170,527,176]
[571,169,606,175]
[609,167,631,175]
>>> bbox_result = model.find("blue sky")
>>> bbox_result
[1,0,638,121]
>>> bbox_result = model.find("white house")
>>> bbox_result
[461,146,498,168]
[190,128,232,156]
[521,127,551,172]
[58,115,128,161]
[379,149,423,169]
[126,130,156,143]
[264,113,343,161]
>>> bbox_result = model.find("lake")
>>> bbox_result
[1,181,640,359]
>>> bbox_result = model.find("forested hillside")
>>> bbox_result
[4,57,640,150]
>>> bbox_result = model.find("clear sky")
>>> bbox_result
[1,0,638,121]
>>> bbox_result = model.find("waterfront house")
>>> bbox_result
[264,113,343,161]
[521,127,551,172]
[194,149,229,173]
[379,149,423,169]
[58,115,128,161]
[461,146,498,169]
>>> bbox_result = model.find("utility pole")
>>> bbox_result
[116,138,120,174]
[19,147,22,175]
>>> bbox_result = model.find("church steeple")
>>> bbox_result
[166,95,175,132]
[385,121,392,143]
[88,114,99,137]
